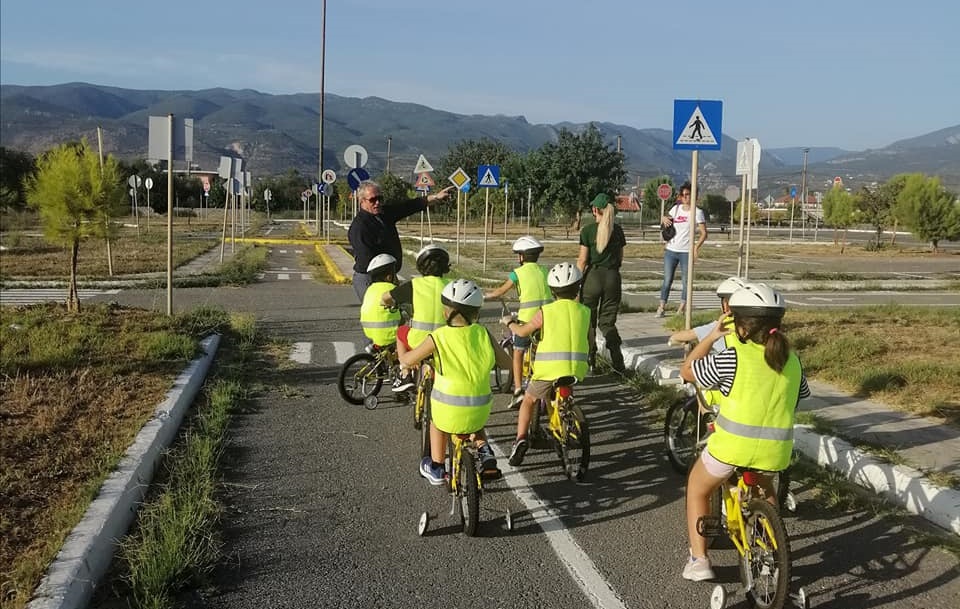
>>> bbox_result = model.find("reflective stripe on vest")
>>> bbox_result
[532,300,590,382]
[408,276,450,348]
[430,324,495,435]
[359,281,400,346]
[706,340,802,472]
[514,263,551,323]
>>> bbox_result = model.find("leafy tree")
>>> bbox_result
[822,186,855,252]
[378,172,415,207]
[701,194,729,223]
[882,174,909,245]
[525,124,626,219]
[25,140,123,311]
[0,147,36,210]
[855,185,893,246]
[732,198,761,228]
[437,138,515,194]
[895,174,960,252]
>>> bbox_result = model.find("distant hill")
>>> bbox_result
[2,82,958,193]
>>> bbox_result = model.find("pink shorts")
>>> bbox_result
[700,448,735,478]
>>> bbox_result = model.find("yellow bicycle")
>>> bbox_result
[417,433,513,537]
[527,375,590,481]
[412,358,434,459]
[701,468,807,609]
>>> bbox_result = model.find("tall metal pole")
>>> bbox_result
[800,148,809,240]
[685,151,699,330]
[318,0,326,188]
[386,136,392,174]
[166,114,174,316]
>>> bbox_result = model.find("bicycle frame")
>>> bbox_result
[448,434,483,496]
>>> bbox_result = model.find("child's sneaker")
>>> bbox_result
[392,372,415,393]
[476,443,499,477]
[655,306,666,318]
[419,457,445,486]
[509,387,524,410]
[508,438,529,466]
[681,555,715,581]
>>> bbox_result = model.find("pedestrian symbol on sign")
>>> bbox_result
[677,106,717,145]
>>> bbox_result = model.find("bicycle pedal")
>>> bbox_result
[696,515,723,538]
[481,467,502,480]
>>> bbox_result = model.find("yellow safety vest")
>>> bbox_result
[430,324,495,435]
[360,281,400,346]
[408,276,450,349]
[706,340,803,472]
[532,299,590,382]
[514,263,551,323]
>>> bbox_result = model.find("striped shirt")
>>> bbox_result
[692,349,811,404]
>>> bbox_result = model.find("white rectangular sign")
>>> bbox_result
[147,116,194,164]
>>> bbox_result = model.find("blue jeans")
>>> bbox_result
[660,249,689,304]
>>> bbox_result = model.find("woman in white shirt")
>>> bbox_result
[657,182,707,317]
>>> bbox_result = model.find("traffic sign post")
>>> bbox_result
[673,99,723,329]
[657,182,672,220]
[477,165,501,272]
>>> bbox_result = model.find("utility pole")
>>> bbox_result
[386,136,392,174]
[800,148,809,239]
[318,0,326,188]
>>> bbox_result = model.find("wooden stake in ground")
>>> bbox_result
[455,190,461,264]
[737,172,747,277]
[684,150,699,331]
[97,126,114,276]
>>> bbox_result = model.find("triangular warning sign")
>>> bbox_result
[413,154,434,174]
[675,106,718,146]
[416,172,435,187]
[479,168,498,187]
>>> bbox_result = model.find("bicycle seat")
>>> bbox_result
[553,376,578,388]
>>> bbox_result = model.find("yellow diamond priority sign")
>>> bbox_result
[448,167,470,190]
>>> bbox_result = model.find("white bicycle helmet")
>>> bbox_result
[728,283,785,317]
[547,262,583,288]
[366,253,397,274]
[441,278,484,309]
[715,276,746,298]
[416,244,447,263]
[512,235,544,254]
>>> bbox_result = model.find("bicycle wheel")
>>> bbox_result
[419,395,431,459]
[459,450,481,537]
[337,353,383,405]
[528,399,550,449]
[739,499,791,609]
[664,395,699,474]
[557,404,590,482]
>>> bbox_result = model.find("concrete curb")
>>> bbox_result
[606,339,960,536]
[314,244,351,284]
[28,334,222,609]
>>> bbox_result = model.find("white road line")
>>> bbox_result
[278,249,287,254]
[301,273,312,280]
[486,438,628,609]
[290,342,312,364]
[278,273,290,280]
[333,341,355,364]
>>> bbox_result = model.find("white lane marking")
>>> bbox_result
[333,341,355,364]
[486,438,628,609]
[290,342,312,364]
[278,273,290,280]
[279,249,287,254]
[281,266,290,270]
[301,273,312,280]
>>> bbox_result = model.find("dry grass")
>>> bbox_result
[0,303,228,609]
[787,306,960,423]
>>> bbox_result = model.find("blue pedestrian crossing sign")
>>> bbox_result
[673,100,723,151]
[477,165,500,188]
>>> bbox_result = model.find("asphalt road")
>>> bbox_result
[86,243,959,609]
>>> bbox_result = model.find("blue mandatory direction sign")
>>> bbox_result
[790,186,798,198]
[347,167,370,191]
[673,99,723,151]
[477,165,500,188]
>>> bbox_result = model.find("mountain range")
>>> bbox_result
[2,82,958,194]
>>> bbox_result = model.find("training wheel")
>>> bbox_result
[791,587,808,609]
[785,492,798,513]
[417,511,429,536]
[505,509,513,532]
[364,395,379,410]
[709,585,727,609]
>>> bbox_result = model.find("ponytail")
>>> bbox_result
[595,204,616,253]
[737,316,790,372]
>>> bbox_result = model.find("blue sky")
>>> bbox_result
[2,1,957,151]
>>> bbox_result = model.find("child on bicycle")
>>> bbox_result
[483,236,552,409]
[398,279,512,484]
[500,262,590,466]
[381,244,451,392]
[678,283,810,582]
[359,254,401,349]
[668,276,744,354]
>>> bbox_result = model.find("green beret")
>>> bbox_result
[591,193,612,209]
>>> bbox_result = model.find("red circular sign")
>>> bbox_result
[657,184,673,200]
